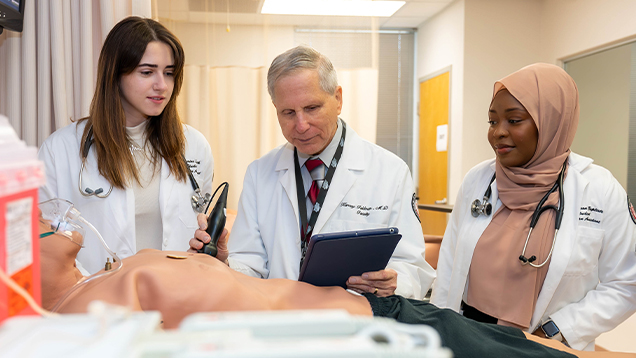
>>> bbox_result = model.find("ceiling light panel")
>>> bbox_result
[261,0,406,17]
[189,0,262,13]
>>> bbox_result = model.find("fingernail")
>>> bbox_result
[362,274,368,279]
[350,278,357,284]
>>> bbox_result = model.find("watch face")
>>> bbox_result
[542,321,560,338]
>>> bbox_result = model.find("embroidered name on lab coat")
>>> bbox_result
[340,202,388,217]
[579,205,603,224]
[628,196,636,225]
[186,159,201,175]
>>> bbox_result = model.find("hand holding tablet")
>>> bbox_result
[298,227,401,290]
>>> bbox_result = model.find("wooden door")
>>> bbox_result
[418,72,449,235]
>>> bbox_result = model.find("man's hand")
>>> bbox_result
[188,213,230,265]
[346,268,397,297]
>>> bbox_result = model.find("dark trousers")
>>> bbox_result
[461,301,498,324]
[364,294,574,358]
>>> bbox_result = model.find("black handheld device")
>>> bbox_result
[0,0,25,35]
[198,182,229,257]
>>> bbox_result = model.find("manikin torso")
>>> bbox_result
[49,249,372,328]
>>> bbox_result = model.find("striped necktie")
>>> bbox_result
[305,158,324,205]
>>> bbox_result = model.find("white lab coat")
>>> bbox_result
[431,152,636,350]
[38,121,214,274]
[228,125,435,299]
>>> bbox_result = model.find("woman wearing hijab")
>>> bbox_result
[431,63,636,351]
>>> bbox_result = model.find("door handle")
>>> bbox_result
[435,198,447,205]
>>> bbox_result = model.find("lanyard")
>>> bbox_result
[294,121,347,267]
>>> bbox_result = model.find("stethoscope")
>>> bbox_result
[78,126,212,213]
[471,162,566,268]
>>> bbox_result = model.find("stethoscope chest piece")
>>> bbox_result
[191,189,212,213]
[471,173,496,218]
[471,198,492,217]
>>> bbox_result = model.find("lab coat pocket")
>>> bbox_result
[564,227,604,276]
[178,193,199,230]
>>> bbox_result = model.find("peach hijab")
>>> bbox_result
[466,63,579,329]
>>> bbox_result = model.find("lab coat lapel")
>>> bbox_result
[84,141,135,253]
[276,144,301,232]
[451,164,498,308]
[158,157,174,241]
[531,161,587,328]
[313,129,364,234]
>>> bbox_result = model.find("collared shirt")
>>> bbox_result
[296,118,343,218]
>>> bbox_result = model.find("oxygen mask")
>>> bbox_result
[39,198,85,247]
[37,196,124,312]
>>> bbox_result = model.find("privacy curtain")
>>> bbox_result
[0,0,151,147]
[178,64,378,210]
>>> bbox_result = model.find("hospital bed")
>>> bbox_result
[0,302,452,357]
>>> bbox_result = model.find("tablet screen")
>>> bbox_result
[298,227,401,288]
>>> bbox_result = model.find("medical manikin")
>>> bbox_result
[38,199,630,358]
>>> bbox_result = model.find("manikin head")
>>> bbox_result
[38,199,86,310]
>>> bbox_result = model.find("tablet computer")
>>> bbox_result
[298,227,401,288]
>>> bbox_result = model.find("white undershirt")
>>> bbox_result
[126,121,163,251]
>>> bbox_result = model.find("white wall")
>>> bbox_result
[416,0,465,203]
[540,0,636,63]
[462,0,542,182]
[417,0,543,204]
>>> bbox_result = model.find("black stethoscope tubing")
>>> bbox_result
[474,161,567,268]
[78,126,210,213]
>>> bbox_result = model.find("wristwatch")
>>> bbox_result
[541,319,568,346]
